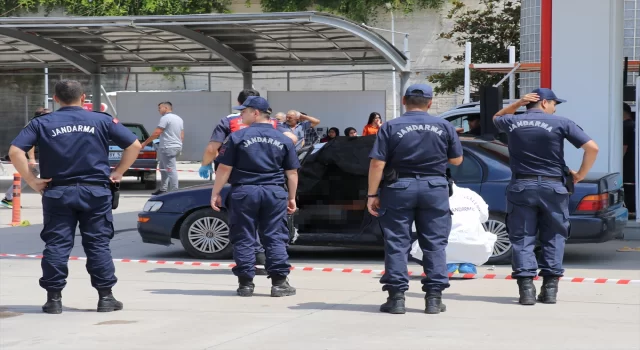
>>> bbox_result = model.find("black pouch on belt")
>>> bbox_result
[562,166,575,195]
[381,165,398,187]
[445,168,454,197]
[110,182,120,209]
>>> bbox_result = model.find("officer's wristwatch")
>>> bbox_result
[367,194,379,198]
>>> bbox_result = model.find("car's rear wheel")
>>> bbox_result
[484,213,512,265]
[142,172,157,190]
[179,208,233,259]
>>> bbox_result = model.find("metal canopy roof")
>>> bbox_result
[0,12,410,74]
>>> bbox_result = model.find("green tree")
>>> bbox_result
[1,0,231,16]
[427,0,521,97]
[256,0,446,24]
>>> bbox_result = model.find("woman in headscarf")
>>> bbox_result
[320,127,339,143]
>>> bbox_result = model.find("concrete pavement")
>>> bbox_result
[0,256,638,350]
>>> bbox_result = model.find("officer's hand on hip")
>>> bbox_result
[211,193,222,211]
[287,199,297,214]
[199,164,213,179]
[27,178,51,194]
[367,196,380,217]
[109,171,124,183]
[570,170,585,184]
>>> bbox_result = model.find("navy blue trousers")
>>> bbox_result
[40,184,116,291]
[378,176,452,293]
[228,184,290,279]
[506,178,571,278]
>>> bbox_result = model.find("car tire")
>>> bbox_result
[179,208,233,260]
[485,213,512,265]
[143,172,157,190]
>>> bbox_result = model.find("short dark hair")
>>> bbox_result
[158,101,172,108]
[404,96,431,109]
[238,89,260,104]
[526,101,542,110]
[54,80,84,104]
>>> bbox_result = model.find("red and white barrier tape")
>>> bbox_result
[1,253,638,285]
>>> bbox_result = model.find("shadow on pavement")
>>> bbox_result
[0,305,95,314]
[288,302,424,314]
[144,289,270,297]
[146,267,233,275]
[405,292,518,305]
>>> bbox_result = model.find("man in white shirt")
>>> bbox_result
[141,101,184,195]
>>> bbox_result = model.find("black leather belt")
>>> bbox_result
[515,174,563,182]
[398,173,444,178]
[49,181,108,187]
[231,183,285,187]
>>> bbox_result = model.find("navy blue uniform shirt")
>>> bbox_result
[11,106,138,184]
[494,109,592,177]
[369,111,463,175]
[217,122,300,185]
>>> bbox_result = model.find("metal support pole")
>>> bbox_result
[362,71,365,91]
[24,95,28,125]
[135,73,139,92]
[92,68,101,112]
[101,85,117,117]
[208,72,211,92]
[287,72,290,91]
[400,71,410,114]
[508,46,516,100]
[44,67,49,108]
[242,71,253,90]
[391,9,397,119]
[464,42,471,103]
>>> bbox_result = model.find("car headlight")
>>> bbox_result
[143,200,163,212]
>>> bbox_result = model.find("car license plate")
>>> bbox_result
[109,152,122,160]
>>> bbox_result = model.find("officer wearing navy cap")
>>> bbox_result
[494,88,599,305]
[367,83,463,315]
[9,80,141,314]
[211,96,300,297]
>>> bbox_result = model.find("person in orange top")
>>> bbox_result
[362,112,382,136]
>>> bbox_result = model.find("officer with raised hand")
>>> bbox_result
[367,83,463,315]
[211,96,299,298]
[493,88,598,306]
[9,80,141,314]
[200,89,298,275]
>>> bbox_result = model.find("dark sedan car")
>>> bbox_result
[137,136,628,265]
[109,122,158,190]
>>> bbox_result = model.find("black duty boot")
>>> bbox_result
[237,277,255,297]
[425,291,447,314]
[537,277,559,304]
[517,277,537,305]
[97,289,124,312]
[42,291,62,314]
[270,276,296,297]
[380,291,406,314]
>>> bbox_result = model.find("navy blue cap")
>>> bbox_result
[233,96,270,112]
[404,83,433,98]
[532,88,566,104]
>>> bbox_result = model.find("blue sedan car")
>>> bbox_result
[137,135,628,264]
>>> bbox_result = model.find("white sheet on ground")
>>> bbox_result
[410,183,497,266]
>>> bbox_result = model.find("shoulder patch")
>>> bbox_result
[112,117,119,124]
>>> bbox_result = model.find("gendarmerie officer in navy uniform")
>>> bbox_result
[494,88,598,305]
[9,80,141,314]
[367,84,463,315]
[211,96,300,297]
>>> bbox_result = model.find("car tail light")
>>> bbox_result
[576,193,609,212]
[139,151,157,159]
